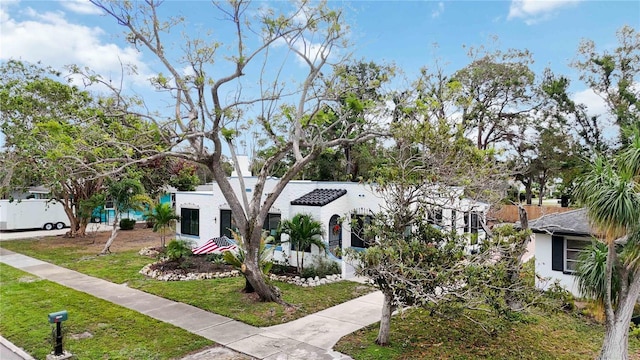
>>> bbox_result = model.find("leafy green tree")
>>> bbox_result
[529,126,579,206]
[574,130,640,360]
[573,25,639,147]
[348,68,531,345]
[144,203,181,248]
[1,60,163,236]
[89,0,385,304]
[452,47,539,151]
[278,214,326,274]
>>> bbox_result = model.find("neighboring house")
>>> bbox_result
[174,177,489,278]
[92,190,174,224]
[3,186,51,200]
[531,208,593,297]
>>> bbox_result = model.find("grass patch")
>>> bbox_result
[0,263,212,360]
[135,277,372,326]
[1,236,373,327]
[334,307,640,359]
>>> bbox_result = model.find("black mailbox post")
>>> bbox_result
[48,310,68,356]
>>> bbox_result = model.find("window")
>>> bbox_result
[551,236,589,273]
[220,210,236,238]
[180,208,199,236]
[428,208,443,226]
[263,213,281,237]
[105,197,114,210]
[220,210,280,238]
[351,214,373,249]
[565,239,589,272]
[463,211,481,233]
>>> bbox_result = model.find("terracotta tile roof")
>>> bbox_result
[290,189,347,207]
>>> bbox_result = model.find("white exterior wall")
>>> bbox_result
[174,177,488,278]
[534,232,589,297]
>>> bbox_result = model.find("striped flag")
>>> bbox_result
[192,236,239,255]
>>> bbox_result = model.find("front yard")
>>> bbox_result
[335,306,640,359]
[0,228,372,327]
[0,263,213,359]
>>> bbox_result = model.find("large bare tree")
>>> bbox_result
[89,0,385,303]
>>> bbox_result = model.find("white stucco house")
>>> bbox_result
[174,177,489,279]
[531,208,594,297]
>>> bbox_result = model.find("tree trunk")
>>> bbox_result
[524,179,533,205]
[376,292,395,346]
[101,213,119,255]
[538,173,547,207]
[242,232,285,304]
[598,319,630,360]
[599,271,640,360]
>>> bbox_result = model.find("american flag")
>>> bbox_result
[192,236,239,255]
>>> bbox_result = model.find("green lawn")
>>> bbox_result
[334,307,640,360]
[0,263,213,360]
[1,237,373,327]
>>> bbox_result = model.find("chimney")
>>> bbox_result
[231,155,251,177]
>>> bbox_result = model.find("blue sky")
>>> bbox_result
[1,0,639,146]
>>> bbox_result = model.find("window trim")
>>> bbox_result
[564,238,589,274]
[180,208,199,236]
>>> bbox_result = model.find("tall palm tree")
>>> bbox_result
[574,130,640,360]
[145,202,180,248]
[278,214,326,274]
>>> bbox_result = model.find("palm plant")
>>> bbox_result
[573,129,640,360]
[100,178,152,254]
[575,241,620,321]
[145,202,180,248]
[278,213,326,274]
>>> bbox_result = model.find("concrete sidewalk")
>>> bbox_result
[0,248,382,360]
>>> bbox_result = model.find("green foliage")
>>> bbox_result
[335,305,636,360]
[278,214,326,274]
[223,232,275,279]
[575,240,620,305]
[300,256,341,279]
[205,253,226,265]
[144,202,180,247]
[1,60,163,236]
[165,239,193,263]
[119,218,136,230]
[544,281,576,312]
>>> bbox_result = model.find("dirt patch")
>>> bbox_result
[149,255,235,275]
[40,224,163,254]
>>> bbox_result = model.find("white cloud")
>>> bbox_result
[0,6,152,88]
[573,87,619,141]
[432,2,444,19]
[59,0,103,15]
[573,87,608,118]
[508,0,582,24]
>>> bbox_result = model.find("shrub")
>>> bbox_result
[166,239,193,263]
[205,253,226,265]
[544,281,576,312]
[300,256,340,278]
[119,218,136,230]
